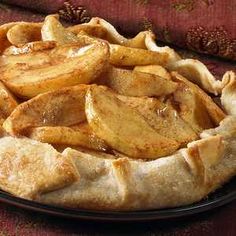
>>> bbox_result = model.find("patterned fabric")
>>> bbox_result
[0,3,44,24]
[0,201,236,235]
[2,0,236,60]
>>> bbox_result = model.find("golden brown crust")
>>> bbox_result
[68,24,108,40]
[35,117,236,210]
[187,135,225,168]
[0,137,79,199]
[36,148,205,210]
[35,86,236,210]
[181,146,205,184]
[168,59,223,95]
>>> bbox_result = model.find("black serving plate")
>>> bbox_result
[0,177,236,221]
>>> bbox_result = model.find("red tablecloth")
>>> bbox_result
[0,200,236,235]
[2,0,236,61]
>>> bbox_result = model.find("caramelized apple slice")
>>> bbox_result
[3,85,88,135]
[0,43,88,68]
[171,81,214,133]
[0,22,42,53]
[3,41,57,56]
[41,15,79,45]
[0,22,17,52]
[109,44,168,66]
[118,95,198,146]
[134,65,171,80]
[28,123,109,152]
[0,81,18,118]
[171,72,226,128]
[104,67,177,97]
[1,42,109,98]
[7,23,42,46]
[85,85,179,159]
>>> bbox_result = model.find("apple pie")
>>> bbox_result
[0,15,235,211]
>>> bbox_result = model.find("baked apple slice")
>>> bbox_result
[1,42,109,98]
[118,95,198,146]
[0,81,18,119]
[28,123,109,152]
[3,41,57,56]
[104,67,177,97]
[3,85,88,135]
[0,22,42,53]
[109,44,168,66]
[7,23,42,46]
[171,72,226,127]
[41,15,79,45]
[0,81,18,129]
[134,65,171,80]
[85,85,179,159]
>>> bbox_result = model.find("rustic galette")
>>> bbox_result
[0,15,235,210]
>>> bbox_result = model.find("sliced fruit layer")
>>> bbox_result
[85,85,179,159]
[3,85,88,135]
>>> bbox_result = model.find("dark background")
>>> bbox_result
[0,200,235,235]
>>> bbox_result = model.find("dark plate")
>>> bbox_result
[0,177,236,221]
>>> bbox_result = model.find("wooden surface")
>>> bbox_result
[0,200,235,235]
